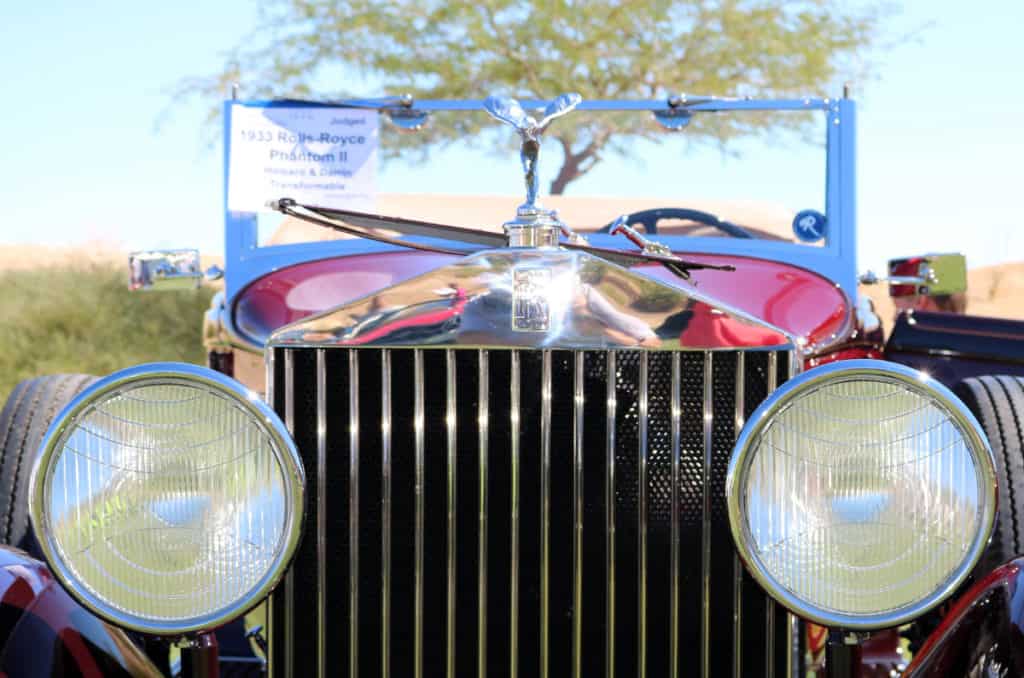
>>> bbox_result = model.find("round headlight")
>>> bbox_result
[727,360,996,629]
[29,363,304,635]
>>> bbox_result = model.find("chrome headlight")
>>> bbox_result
[29,363,304,634]
[727,360,996,629]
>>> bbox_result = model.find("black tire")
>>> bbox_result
[0,374,97,557]
[954,375,1024,575]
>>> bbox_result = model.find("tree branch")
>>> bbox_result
[549,128,613,194]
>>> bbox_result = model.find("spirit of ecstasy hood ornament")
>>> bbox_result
[269,90,734,277]
[484,93,582,245]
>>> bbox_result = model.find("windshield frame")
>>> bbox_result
[222,96,856,301]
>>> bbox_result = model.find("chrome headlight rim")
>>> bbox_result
[28,362,305,636]
[726,359,997,630]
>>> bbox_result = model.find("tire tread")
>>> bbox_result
[956,375,1024,574]
[0,374,97,555]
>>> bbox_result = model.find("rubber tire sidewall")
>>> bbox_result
[954,374,1024,576]
[0,374,97,558]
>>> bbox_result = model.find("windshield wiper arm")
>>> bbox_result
[269,198,735,280]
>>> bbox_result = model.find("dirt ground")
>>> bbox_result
[0,243,125,270]
[0,244,224,278]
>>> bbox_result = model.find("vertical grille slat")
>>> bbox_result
[571,351,585,678]
[413,349,424,678]
[265,350,277,677]
[642,352,674,677]
[290,349,323,676]
[321,349,352,676]
[385,349,415,678]
[540,351,552,678]
[421,351,450,675]
[509,351,521,678]
[477,350,489,678]
[613,352,640,678]
[669,353,681,678]
[677,353,706,672]
[316,349,327,678]
[270,347,797,678]
[733,352,746,678]
[357,351,384,674]
[282,351,296,678]
[347,350,359,678]
[548,351,577,678]
[637,352,649,678]
[710,352,741,677]
[453,350,482,678]
[739,352,773,678]
[578,350,609,678]
[380,351,391,678]
[445,350,457,678]
[515,351,553,677]
[485,351,513,673]
[605,351,617,678]
[701,352,713,678]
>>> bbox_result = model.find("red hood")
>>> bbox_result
[235,250,850,351]
[634,252,851,350]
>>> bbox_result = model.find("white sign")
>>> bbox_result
[227,105,378,213]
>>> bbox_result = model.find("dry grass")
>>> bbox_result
[0,245,214,400]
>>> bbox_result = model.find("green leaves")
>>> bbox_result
[176,0,887,192]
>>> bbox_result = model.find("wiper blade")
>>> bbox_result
[559,241,734,278]
[269,199,735,280]
[270,198,504,253]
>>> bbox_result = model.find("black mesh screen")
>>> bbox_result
[269,347,792,677]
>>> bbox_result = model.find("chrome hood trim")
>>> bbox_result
[267,247,794,351]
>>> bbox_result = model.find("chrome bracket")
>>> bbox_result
[385,93,430,131]
[857,270,931,286]
[558,222,590,246]
[653,93,693,130]
[244,624,268,656]
[608,215,673,257]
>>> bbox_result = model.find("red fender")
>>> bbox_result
[0,545,161,677]
[905,558,1024,676]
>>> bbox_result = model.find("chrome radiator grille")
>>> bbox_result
[267,347,795,678]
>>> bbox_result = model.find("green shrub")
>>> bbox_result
[0,265,213,399]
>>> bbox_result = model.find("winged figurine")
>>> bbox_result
[484,93,582,212]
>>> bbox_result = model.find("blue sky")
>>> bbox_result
[0,1,1021,274]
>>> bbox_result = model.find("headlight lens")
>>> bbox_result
[29,363,304,634]
[727,360,996,629]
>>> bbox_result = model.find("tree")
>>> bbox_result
[177,0,886,194]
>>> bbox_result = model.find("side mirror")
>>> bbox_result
[886,253,967,298]
[129,249,208,291]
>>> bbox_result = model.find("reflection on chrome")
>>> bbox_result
[270,248,791,351]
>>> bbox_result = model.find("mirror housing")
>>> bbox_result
[886,253,967,298]
[129,249,202,291]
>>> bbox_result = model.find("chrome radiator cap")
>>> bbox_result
[267,247,792,351]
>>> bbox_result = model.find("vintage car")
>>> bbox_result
[2,91,1024,678]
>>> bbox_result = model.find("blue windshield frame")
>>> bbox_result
[222,97,856,301]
